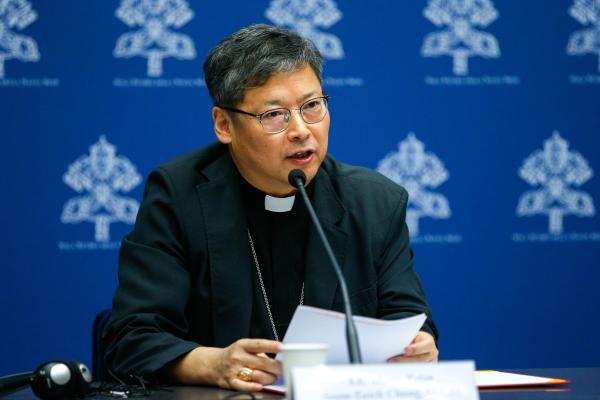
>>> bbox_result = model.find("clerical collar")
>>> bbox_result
[264,194,295,212]
[239,174,314,213]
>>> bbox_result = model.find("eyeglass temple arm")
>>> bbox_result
[217,105,260,118]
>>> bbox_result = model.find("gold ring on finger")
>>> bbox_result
[237,367,254,382]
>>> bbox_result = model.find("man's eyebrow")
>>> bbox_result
[298,91,319,102]
[263,99,283,107]
[262,91,320,107]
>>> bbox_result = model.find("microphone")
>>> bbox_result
[288,169,362,364]
[0,361,91,399]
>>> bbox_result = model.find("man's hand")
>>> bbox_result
[387,331,438,363]
[170,339,283,391]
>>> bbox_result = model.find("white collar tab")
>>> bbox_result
[264,194,295,212]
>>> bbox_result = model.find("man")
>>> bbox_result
[104,24,438,392]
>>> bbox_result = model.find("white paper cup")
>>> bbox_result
[281,343,329,398]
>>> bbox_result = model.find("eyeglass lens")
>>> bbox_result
[260,97,327,133]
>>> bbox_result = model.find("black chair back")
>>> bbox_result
[92,309,111,381]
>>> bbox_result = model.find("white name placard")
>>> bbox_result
[291,361,479,400]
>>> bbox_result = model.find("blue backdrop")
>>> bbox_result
[2,0,599,376]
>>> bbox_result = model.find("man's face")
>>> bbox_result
[213,64,329,196]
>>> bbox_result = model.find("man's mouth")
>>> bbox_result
[287,149,315,165]
[288,150,314,160]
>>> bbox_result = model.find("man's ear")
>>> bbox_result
[213,107,233,144]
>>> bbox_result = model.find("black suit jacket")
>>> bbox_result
[103,143,438,380]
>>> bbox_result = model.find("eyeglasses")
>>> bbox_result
[218,95,330,134]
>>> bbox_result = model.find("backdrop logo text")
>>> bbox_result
[421,0,519,86]
[513,131,598,242]
[266,0,364,87]
[377,133,461,244]
[567,0,600,85]
[0,0,59,87]
[58,136,142,251]
[112,0,201,88]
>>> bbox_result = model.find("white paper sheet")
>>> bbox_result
[278,305,427,364]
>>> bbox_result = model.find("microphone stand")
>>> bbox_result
[290,171,362,364]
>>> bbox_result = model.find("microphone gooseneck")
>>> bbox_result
[287,169,362,364]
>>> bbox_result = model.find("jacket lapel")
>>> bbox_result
[195,151,254,347]
[195,150,349,344]
[303,168,348,310]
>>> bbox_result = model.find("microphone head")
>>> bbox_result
[288,169,307,188]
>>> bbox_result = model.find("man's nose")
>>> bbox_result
[286,110,311,141]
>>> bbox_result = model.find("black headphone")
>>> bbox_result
[30,360,92,399]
